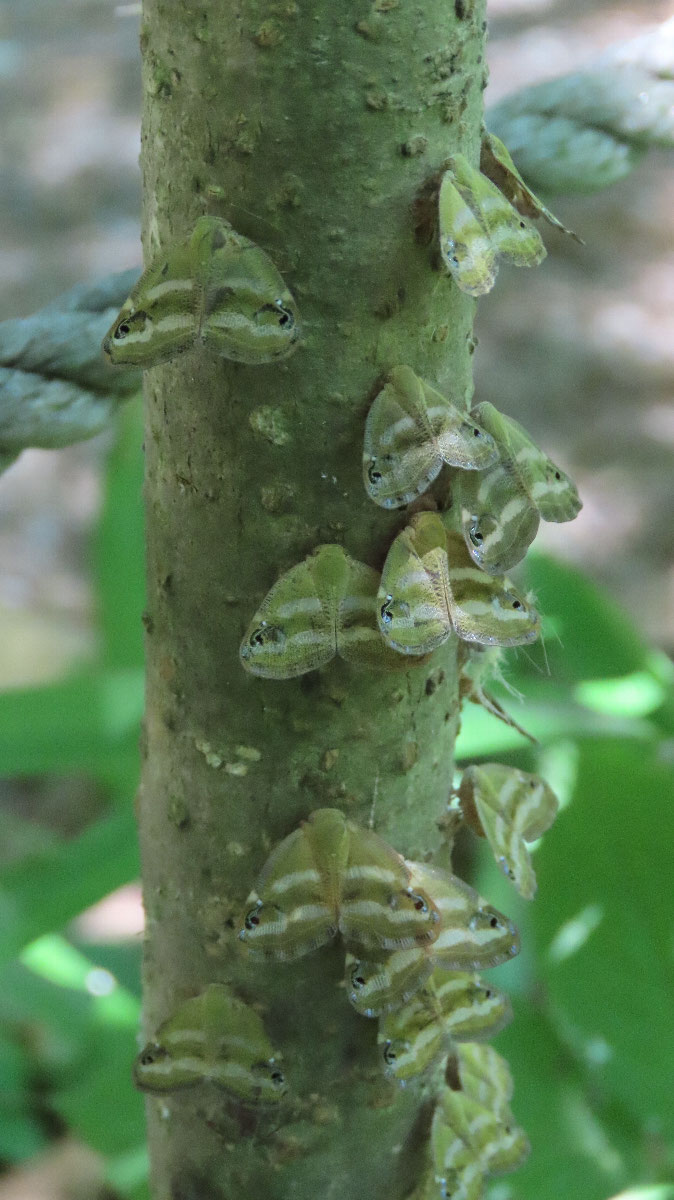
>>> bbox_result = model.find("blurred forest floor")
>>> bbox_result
[0,1,672,1195]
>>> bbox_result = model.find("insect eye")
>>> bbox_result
[368,461,383,485]
[140,1050,155,1065]
[473,427,481,437]
[380,596,394,626]
[255,302,294,330]
[407,889,428,913]
[270,1068,285,1087]
[485,989,492,998]
[274,299,294,328]
[350,965,366,989]
[383,1041,397,1066]
[114,321,131,339]
[512,599,523,610]
[469,524,483,546]
[249,623,283,647]
[489,915,499,929]
[244,906,262,930]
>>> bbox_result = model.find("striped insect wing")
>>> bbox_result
[133,984,287,1104]
[239,550,336,679]
[194,217,300,364]
[480,130,582,243]
[430,1090,486,1200]
[407,861,521,971]
[432,971,513,1042]
[102,237,198,366]
[438,169,497,297]
[458,763,559,900]
[339,821,440,952]
[456,1044,514,1113]
[238,819,339,960]
[334,551,409,672]
[460,402,581,571]
[363,367,498,510]
[449,154,546,271]
[345,949,433,1018]
[445,531,540,647]
[378,512,454,655]
[377,985,447,1082]
[439,1089,529,1179]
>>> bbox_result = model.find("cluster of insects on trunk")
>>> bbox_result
[104,128,582,1199]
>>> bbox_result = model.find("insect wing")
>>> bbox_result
[480,130,582,243]
[339,821,440,952]
[457,403,540,573]
[239,550,337,679]
[194,216,300,364]
[449,154,546,270]
[378,512,454,655]
[238,821,338,960]
[459,763,559,899]
[439,1088,529,1178]
[407,861,520,971]
[133,984,286,1104]
[335,552,408,672]
[363,367,446,508]
[102,237,198,366]
[445,532,540,647]
[432,971,513,1042]
[438,169,497,297]
[378,986,447,1081]
[431,1090,486,1200]
[345,949,433,1018]
[456,1044,514,1114]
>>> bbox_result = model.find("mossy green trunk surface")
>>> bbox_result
[139,2,486,1197]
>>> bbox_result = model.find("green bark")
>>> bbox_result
[139,2,487,1197]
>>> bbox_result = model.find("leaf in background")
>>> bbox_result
[490,1001,631,1200]
[488,18,674,194]
[0,270,140,460]
[0,668,143,780]
[95,399,145,669]
[523,554,653,682]
[532,739,674,1146]
[0,810,139,968]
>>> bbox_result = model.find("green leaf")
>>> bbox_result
[523,554,652,682]
[95,399,145,669]
[0,668,142,782]
[0,810,138,967]
[532,739,674,1144]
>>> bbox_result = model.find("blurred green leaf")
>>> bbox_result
[0,810,138,967]
[532,739,674,1145]
[0,668,142,784]
[524,555,652,682]
[96,399,145,670]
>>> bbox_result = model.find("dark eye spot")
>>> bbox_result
[485,989,492,998]
[409,890,428,913]
[469,526,483,546]
[473,427,481,437]
[512,599,523,610]
[490,915,499,929]
[140,1049,156,1066]
[380,596,394,626]
[368,462,382,485]
[114,321,131,339]
[271,1069,285,1086]
[351,966,366,989]
[555,470,561,480]
[383,1041,397,1066]
[245,907,261,930]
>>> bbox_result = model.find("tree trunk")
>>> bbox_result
[138,2,487,1197]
